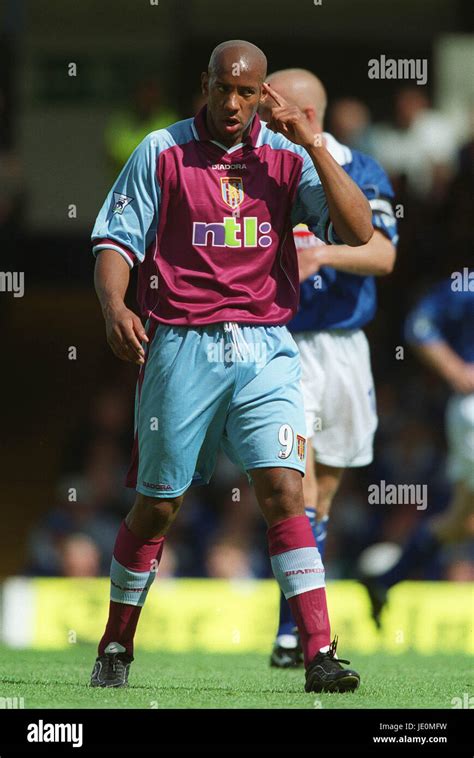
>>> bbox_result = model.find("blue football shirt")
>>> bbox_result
[289,134,398,333]
[405,276,474,362]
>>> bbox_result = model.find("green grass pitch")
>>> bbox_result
[0,645,471,709]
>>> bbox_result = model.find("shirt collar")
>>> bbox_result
[323,132,352,166]
[193,105,261,148]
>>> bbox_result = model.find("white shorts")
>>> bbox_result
[294,329,378,468]
[446,392,474,491]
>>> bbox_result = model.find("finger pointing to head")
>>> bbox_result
[262,82,286,107]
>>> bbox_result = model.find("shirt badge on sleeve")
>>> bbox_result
[297,434,306,461]
[112,192,134,214]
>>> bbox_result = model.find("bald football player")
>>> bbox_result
[91,42,373,692]
[260,69,397,667]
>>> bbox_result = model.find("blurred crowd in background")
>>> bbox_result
[2,67,473,583]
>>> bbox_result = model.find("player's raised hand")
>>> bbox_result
[104,304,149,365]
[262,82,319,148]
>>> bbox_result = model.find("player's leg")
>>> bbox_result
[273,450,344,665]
[224,324,360,691]
[434,393,474,543]
[99,493,183,657]
[126,492,183,539]
[271,443,317,666]
[360,393,474,627]
[272,329,366,664]
[302,436,318,508]
[312,461,344,558]
[252,465,328,664]
[294,328,376,560]
[91,323,234,687]
[287,442,344,562]
[312,329,377,547]
[360,480,474,627]
[251,465,359,692]
[91,492,184,687]
[431,482,474,543]
[270,332,324,665]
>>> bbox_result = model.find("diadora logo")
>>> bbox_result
[284,568,324,576]
[192,217,272,248]
[211,163,247,170]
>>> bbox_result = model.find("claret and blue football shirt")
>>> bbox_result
[92,106,344,326]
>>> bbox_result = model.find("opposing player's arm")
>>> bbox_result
[298,230,396,281]
[405,290,474,394]
[297,159,398,280]
[94,250,148,365]
[263,82,373,246]
[410,341,474,395]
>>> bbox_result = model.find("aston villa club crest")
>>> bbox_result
[220,177,244,209]
[297,435,306,461]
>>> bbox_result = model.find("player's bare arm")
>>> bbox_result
[94,249,148,365]
[263,82,373,247]
[297,230,396,281]
[412,341,474,395]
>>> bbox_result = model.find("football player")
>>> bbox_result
[259,69,398,667]
[90,42,372,690]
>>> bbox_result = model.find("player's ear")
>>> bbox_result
[258,87,270,121]
[258,87,268,112]
[201,72,209,96]
[303,106,320,130]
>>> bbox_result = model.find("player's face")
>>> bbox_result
[202,69,263,146]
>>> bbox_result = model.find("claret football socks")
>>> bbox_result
[268,514,330,665]
[271,508,330,667]
[98,521,164,658]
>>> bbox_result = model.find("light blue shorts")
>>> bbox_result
[126,321,307,498]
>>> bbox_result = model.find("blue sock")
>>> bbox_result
[276,508,329,639]
[379,520,440,589]
[309,509,329,561]
[276,591,296,638]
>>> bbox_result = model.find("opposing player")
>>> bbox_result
[258,69,398,667]
[89,41,373,692]
[361,277,474,626]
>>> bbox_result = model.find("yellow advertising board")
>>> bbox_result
[16,578,472,654]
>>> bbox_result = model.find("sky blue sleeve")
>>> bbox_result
[291,150,339,244]
[91,133,160,267]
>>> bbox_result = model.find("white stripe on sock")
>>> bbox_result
[271,547,325,599]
